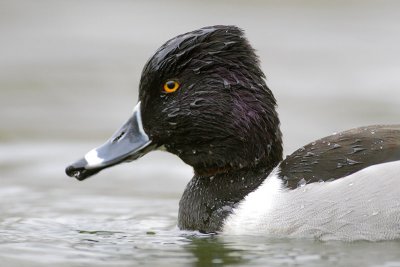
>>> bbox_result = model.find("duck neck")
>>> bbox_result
[178,163,275,233]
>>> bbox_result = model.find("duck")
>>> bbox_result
[66,25,400,241]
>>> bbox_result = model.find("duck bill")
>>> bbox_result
[65,102,155,181]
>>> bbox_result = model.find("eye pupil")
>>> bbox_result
[167,81,175,89]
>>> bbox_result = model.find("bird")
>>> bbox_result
[66,25,400,241]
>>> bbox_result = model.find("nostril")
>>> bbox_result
[112,131,125,143]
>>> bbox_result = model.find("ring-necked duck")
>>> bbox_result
[66,25,400,241]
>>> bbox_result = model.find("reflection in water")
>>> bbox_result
[184,236,247,267]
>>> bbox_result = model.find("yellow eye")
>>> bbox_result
[163,80,180,93]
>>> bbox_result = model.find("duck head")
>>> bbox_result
[66,25,282,181]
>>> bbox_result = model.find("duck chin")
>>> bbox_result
[163,144,247,176]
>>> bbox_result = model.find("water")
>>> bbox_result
[1,0,400,266]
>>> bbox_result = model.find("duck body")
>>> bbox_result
[224,160,400,241]
[66,26,400,241]
[224,125,400,241]
[180,125,400,240]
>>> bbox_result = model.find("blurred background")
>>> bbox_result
[1,1,400,266]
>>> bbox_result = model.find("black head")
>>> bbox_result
[139,25,282,175]
[66,25,282,180]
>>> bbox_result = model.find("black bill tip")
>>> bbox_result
[65,158,101,181]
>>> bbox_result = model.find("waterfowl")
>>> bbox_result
[66,25,400,241]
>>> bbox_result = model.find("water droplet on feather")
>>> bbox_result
[331,143,341,149]
[223,79,231,89]
[349,147,366,154]
[298,178,307,187]
[167,108,180,118]
[346,158,361,165]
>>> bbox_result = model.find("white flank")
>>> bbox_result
[223,161,400,241]
[223,166,284,235]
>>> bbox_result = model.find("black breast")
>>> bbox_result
[279,125,400,189]
[178,167,270,233]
